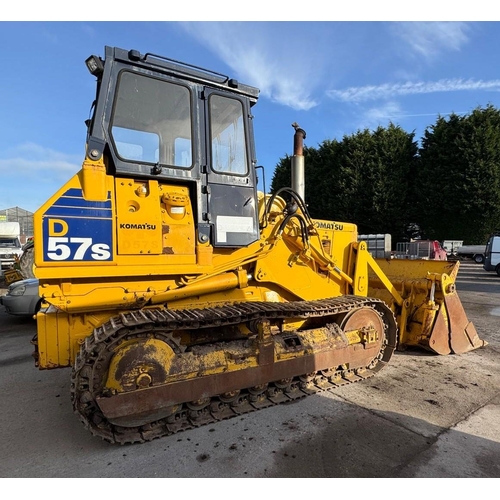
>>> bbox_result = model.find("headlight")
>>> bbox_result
[9,285,26,296]
[85,55,104,76]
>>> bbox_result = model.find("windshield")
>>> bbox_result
[110,71,192,168]
[0,237,21,248]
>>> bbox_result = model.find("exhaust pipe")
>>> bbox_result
[291,122,306,202]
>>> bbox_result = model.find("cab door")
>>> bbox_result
[203,90,259,248]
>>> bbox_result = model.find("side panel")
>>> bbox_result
[42,188,113,264]
[484,235,500,271]
[255,220,357,300]
[35,177,116,271]
[492,237,500,266]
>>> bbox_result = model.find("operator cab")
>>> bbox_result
[85,47,260,248]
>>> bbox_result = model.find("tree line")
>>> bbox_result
[270,105,500,246]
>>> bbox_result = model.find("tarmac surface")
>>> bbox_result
[0,260,499,479]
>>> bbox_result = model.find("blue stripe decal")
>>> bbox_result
[63,188,111,200]
[55,198,112,209]
[44,207,113,218]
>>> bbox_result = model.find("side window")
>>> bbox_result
[111,72,192,168]
[209,95,248,175]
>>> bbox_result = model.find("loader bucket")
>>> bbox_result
[366,259,487,355]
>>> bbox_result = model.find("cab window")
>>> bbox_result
[209,95,247,175]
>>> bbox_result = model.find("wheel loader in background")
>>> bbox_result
[27,46,486,444]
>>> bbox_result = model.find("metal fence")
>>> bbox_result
[394,241,432,260]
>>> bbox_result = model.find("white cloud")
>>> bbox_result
[327,78,500,103]
[179,22,326,110]
[0,143,80,178]
[393,22,471,60]
[364,101,403,121]
[0,144,81,213]
[357,101,404,130]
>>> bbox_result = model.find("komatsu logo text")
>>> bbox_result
[315,222,344,231]
[120,223,157,230]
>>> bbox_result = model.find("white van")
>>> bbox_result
[483,232,500,276]
[0,221,23,275]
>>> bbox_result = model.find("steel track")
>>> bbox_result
[71,295,397,444]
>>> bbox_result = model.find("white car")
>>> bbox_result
[0,278,41,316]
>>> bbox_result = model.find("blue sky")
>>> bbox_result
[2,5,500,214]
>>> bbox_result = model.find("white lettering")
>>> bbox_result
[46,237,111,261]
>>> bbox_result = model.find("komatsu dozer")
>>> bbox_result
[30,47,486,444]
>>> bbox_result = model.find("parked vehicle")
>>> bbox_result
[455,244,486,264]
[483,232,500,276]
[442,240,463,257]
[0,222,23,275]
[0,278,41,316]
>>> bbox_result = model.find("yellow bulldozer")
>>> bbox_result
[28,47,485,444]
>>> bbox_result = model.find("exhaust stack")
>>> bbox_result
[291,122,306,202]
